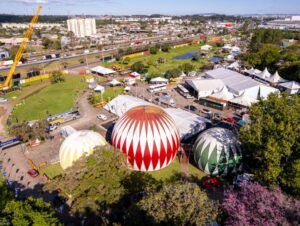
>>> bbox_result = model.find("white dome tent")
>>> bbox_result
[59,130,106,170]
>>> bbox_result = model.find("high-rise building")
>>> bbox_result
[67,18,96,38]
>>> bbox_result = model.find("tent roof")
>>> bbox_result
[229,92,258,107]
[91,66,116,75]
[259,85,280,99]
[209,86,235,101]
[94,85,105,91]
[108,79,122,86]
[279,81,300,89]
[165,108,211,140]
[150,77,168,83]
[104,95,153,116]
[257,67,271,79]
[266,71,287,84]
[186,79,225,92]
[205,68,261,94]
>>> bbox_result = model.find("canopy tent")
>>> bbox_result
[94,85,105,93]
[165,108,211,141]
[208,86,235,101]
[185,79,225,99]
[259,85,280,99]
[108,79,122,87]
[229,92,258,107]
[227,61,241,70]
[279,81,300,94]
[245,67,262,76]
[255,67,271,80]
[266,71,287,84]
[104,95,153,116]
[150,77,168,84]
[91,66,116,76]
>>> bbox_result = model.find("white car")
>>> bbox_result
[0,98,8,103]
[97,114,107,121]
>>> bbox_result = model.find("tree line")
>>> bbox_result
[0,15,67,23]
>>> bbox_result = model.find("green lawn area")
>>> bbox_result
[39,163,63,180]
[102,86,124,102]
[149,157,206,181]
[103,44,212,75]
[10,75,86,122]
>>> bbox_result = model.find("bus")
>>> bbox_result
[147,84,167,93]
[177,84,193,99]
[47,109,80,129]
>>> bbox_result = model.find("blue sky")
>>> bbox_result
[0,0,299,15]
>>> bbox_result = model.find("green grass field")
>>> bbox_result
[10,75,86,122]
[39,163,63,180]
[102,86,124,102]
[149,157,206,181]
[103,44,211,75]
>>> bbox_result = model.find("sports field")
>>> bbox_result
[10,75,86,122]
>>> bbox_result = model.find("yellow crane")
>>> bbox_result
[0,5,42,91]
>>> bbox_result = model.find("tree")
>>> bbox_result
[44,148,129,217]
[279,61,300,83]
[42,38,52,49]
[3,197,60,226]
[137,181,218,226]
[180,63,195,74]
[0,180,59,225]
[11,119,49,142]
[149,46,158,54]
[50,71,65,84]
[130,61,148,74]
[161,44,170,52]
[165,68,182,79]
[222,182,300,226]
[239,94,300,193]
[126,47,133,53]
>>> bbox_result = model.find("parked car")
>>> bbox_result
[184,105,197,111]
[97,114,107,121]
[201,108,212,115]
[27,169,39,178]
[225,117,237,124]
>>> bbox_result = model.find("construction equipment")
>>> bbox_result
[28,159,47,171]
[0,5,42,91]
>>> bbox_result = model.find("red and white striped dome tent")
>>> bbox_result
[112,105,180,172]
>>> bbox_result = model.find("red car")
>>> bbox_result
[27,169,39,178]
[202,177,222,189]
[225,117,237,124]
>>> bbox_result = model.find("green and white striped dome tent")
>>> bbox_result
[193,128,242,176]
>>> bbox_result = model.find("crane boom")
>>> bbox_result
[1,5,42,90]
